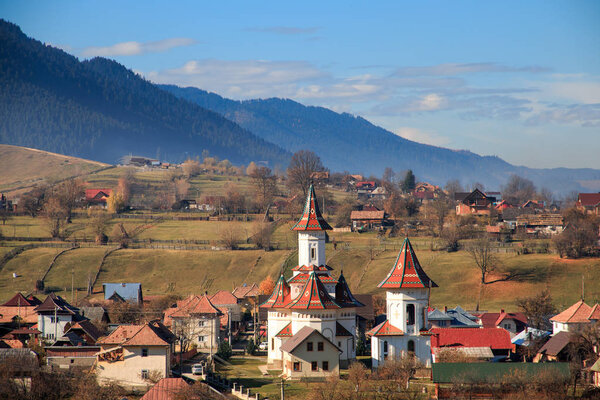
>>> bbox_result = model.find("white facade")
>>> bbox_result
[297,231,326,269]
[96,345,170,389]
[171,316,220,354]
[38,314,72,341]
[371,335,431,368]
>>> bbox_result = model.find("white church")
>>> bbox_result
[367,237,438,367]
[261,185,364,372]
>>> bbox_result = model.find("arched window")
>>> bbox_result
[383,340,388,360]
[407,340,415,353]
[406,304,415,326]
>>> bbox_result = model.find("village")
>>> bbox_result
[0,156,599,400]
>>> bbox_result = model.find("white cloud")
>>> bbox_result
[393,62,550,77]
[81,37,197,57]
[393,127,451,146]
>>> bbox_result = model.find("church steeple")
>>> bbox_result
[292,184,332,231]
[378,238,437,289]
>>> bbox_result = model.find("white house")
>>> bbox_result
[163,294,222,354]
[95,321,175,390]
[550,300,598,334]
[34,294,80,341]
[368,238,437,368]
[261,185,364,371]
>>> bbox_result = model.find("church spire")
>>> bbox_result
[292,184,332,231]
[378,238,438,289]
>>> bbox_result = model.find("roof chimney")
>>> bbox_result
[444,306,447,313]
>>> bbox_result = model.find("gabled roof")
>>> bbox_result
[232,283,261,298]
[260,275,292,309]
[550,300,593,324]
[350,210,386,220]
[210,290,238,306]
[578,193,600,207]
[275,322,293,337]
[0,306,38,324]
[291,184,332,231]
[287,272,341,310]
[65,320,103,343]
[2,293,40,307]
[588,304,600,321]
[475,310,527,329]
[141,378,188,400]
[378,238,437,289]
[97,322,175,347]
[537,331,572,357]
[366,320,404,337]
[428,309,453,321]
[103,283,142,302]
[430,328,513,350]
[280,326,341,354]
[34,294,78,315]
[334,272,364,308]
[170,295,222,317]
[79,306,107,322]
[335,322,353,337]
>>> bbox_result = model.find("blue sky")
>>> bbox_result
[3,1,600,168]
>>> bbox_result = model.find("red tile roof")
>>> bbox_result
[578,193,600,207]
[232,283,261,298]
[140,378,188,400]
[0,306,38,323]
[287,272,338,285]
[475,311,527,329]
[287,272,340,310]
[85,189,112,202]
[167,295,222,320]
[588,304,600,321]
[430,327,513,350]
[291,184,332,231]
[366,320,404,337]
[291,264,333,272]
[350,210,385,220]
[209,290,238,306]
[378,238,438,289]
[97,322,174,347]
[550,300,593,324]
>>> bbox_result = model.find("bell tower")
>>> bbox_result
[292,184,331,273]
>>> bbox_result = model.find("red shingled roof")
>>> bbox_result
[475,311,527,329]
[578,193,600,207]
[210,290,238,306]
[430,327,513,350]
[291,184,332,231]
[141,378,188,400]
[378,238,437,289]
[589,304,600,321]
[85,189,112,202]
[287,272,338,285]
[291,264,333,272]
[275,322,293,337]
[2,293,40,307]
[366,320,404,337]
[550,300,593,324]
[288,272,340,310]
[97,322,174,347]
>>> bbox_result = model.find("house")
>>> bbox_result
[210,290,242,330]
[141,377,189,400]
[163,295,221,354]
[591,357,600,388]
[534,331,573,362]
[550,299,597,334]
[310,171,330,182]
[262,185,363,370]
[85,189,113,208]
[79,306,109,324]
[46,344,100,371]
[103,283,143,306]
[511,327,551,361]
[427,306,481,328]
[577,193,600,215]
[516,213,564,236]
[413,182,441,202]
[0,327,40,348]
[232,283,261,299]
[176,199,197,210]
[368,238,438,368]
[95,321,175,390]
[280,326,341,379]
[0,348,39,376]
[369,186,387,200]
[54,319,103,346]
[455,189,496,216]
[522,200,544,210]
[34,294,81,341]
[350,210,388,231]
[494,200,515,212]
[0,293,40,328]
[356,181,378,199]
[430,327,514,362]
[474,309,528,335]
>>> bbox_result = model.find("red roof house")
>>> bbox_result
[85,189,112,207]
[577,193,600,215]
[474,310,528,335]
[430,327,514,360]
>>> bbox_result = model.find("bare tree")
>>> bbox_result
[219,223,242,249]
[430,197,451,236]
[502,174,536,205]
[252,221,273,250]
[444,179,464,199]
[42,196,68,238]
[250,166,277,212]
[181,158,202,177]
[467,237,524,310]
[87,208,111,244]
[56,178,85,223]
[515,290,557,330]
[287,150,325,197]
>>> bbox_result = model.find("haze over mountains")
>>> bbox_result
[1,19,599,195]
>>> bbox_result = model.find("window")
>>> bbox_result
[307,342,313,351]
[141,348,148,357]
[311,361,318,371]
[406,304,415,325]
[70,359,74,364]
[271,338,274,350]
[141,370,149,379]
[407,340,415,353]
[293,362,301,372]
[317,342,324,351]
[198,321,205,327]
[50,317,56,323]
[198,336,205,342]
[48,334,54,340]
[311,247,316,260]
[504,323,511,330]
[383,340,388,360]
[322,361,329,371]
[338,341,341,348]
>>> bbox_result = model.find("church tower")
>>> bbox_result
[368,238,437,367]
